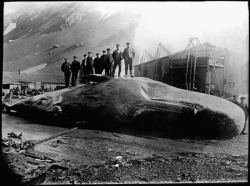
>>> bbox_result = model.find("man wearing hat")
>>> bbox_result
[93,53,103,74]
[123,42,135,77]
[71,56,81,86]
[101,50,108,75]
[239,97,249,134]
[61,58,71,87]
[112,44,123,77]
[105,48,114,76]
[86,52,94,75]
[80,54,87,83]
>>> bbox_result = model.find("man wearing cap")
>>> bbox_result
[71,56,81,86]
[86,52,94,75]
[61,58,71,87]
[231,95,239,105]
[80,54,87,83]
[123,42,135,77]
[105,48,113,76]
[239,97,249,134]
[112,44,123,77]
[93,53,103,74]
[101,50,108,75]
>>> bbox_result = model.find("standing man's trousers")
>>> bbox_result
[124,58,133,76]
[64,72,71,87]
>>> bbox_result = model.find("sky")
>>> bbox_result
[4,1,249,57]
[95,1,249,57]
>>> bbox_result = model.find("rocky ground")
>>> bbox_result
[1,107,249,184]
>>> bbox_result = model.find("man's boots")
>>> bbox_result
[130,70,134,77]
[124,69,128,77]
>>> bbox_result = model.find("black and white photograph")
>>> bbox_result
[2,1,248,184]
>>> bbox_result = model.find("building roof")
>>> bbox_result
[168,42,239,59]
[134,42,241,67]
[3,72,64,84]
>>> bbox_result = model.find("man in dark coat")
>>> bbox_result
[112,44,123,77]
[80,54,87,83]
[123,42,135,77]
[105,48,113,76]
[239,97,249,134]
[86,52,94,75]
[61,58,71,87]
[231,95,239,105]
[70,56,81,86]
[101,50,108,75]
[93,53,103,74]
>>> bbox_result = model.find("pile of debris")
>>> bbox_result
[2,129,77,184]
[2,132,35,153]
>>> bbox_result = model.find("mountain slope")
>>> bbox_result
[3,2,139,74]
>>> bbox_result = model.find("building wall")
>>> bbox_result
[136,57,217,93]
[28,83,35,90]
[135,51,247,97]
[223,51,244,95]
[134,57,170,82]
[42,83,65,91]
[210,67,224,93]
[2,84,21,95]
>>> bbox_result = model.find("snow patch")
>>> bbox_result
[22,63,47,74]
[4,22,16,35]
[100,13,110,20]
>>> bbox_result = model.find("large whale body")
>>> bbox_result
[6,75,245,139]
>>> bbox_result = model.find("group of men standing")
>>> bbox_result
[61,42,135,87]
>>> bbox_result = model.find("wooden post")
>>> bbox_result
[207,59,211,95]
[34,127,78,145]
[185,56,190,90]
[189,57,193,90]
[213,64,221,93]
[223,57,225,93]
[170,59,173,86]
[192,57,197,90]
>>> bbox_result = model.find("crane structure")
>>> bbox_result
[154,43,171,60]
[179,37,222,94]
[153,43,171,81]
[178,38,207,91]
[138,49,150,77]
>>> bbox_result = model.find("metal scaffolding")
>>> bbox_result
[153,43,171,81]
[138,49,150,77]
[179,38,224,94]
[154,43,171,60]
[180,38,208,91]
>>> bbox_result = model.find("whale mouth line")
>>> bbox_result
[140,85,204,112]
[137,98,198,117]
[150,98,204,112]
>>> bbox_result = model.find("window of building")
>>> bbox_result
[2,84,10,89]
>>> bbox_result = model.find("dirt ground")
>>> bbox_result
[1,108,248,184]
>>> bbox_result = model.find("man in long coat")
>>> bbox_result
[61,58,71,87]
[71,56,81,86]
[112,44,123,77]
[123,42,135,77]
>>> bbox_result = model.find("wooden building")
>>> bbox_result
[2,72,65,94]
[134,42,248,97]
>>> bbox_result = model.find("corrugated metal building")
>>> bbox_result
[134,43,248,97]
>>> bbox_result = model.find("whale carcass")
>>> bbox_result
[4,75,245,139]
